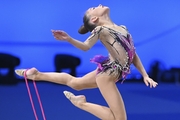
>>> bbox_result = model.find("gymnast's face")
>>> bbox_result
[81,4,110,32]
[86,4,110,19]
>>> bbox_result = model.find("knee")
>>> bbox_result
[111,110,127,120]
[105,113,126,120]
[71,85,83,91]
[67,80,83,91]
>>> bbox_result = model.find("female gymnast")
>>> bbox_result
[15,4,158,120]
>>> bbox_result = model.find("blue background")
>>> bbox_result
[0,0,180,120]
[1,0,180,74]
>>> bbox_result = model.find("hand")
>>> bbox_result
[51,30,71,41]
[143,76,158,88]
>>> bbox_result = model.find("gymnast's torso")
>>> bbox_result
[87,25,136,80]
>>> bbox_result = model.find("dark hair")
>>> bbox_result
[78,14,97,34]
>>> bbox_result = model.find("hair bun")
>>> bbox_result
[78,25,89,34]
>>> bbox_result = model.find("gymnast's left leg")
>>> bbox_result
[15,67,98,90]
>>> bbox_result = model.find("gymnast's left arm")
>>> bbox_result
[132,52,158,88]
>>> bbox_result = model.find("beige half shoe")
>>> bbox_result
[63,91,75,100]
[15,69,26,77]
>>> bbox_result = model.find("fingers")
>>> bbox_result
[51,29,64,33]
[150,80,153,88]
[151,81,158,88]
[144,80,149,87]
[54,36,60,40]
[51,30,63,40]
[51,29,55,32]
[148,80,158,88]
[152,81,158,88]
[144,78,158,88]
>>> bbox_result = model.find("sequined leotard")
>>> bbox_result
[86,25,136,82]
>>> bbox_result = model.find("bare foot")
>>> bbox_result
[63,91,86,107]
[15,67,38,80]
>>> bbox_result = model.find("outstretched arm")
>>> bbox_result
[132,53,158,88]
[67,31,99,51]
[66,38,91,51]
[52,26,102,51]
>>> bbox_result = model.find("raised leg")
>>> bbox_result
[15,67,98,90]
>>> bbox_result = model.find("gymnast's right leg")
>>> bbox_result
[15,67,98,91]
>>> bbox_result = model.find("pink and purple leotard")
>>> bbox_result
[89,26,136,82]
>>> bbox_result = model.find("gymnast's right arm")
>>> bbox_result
[67,36,97,51]
[52,26,101,51]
